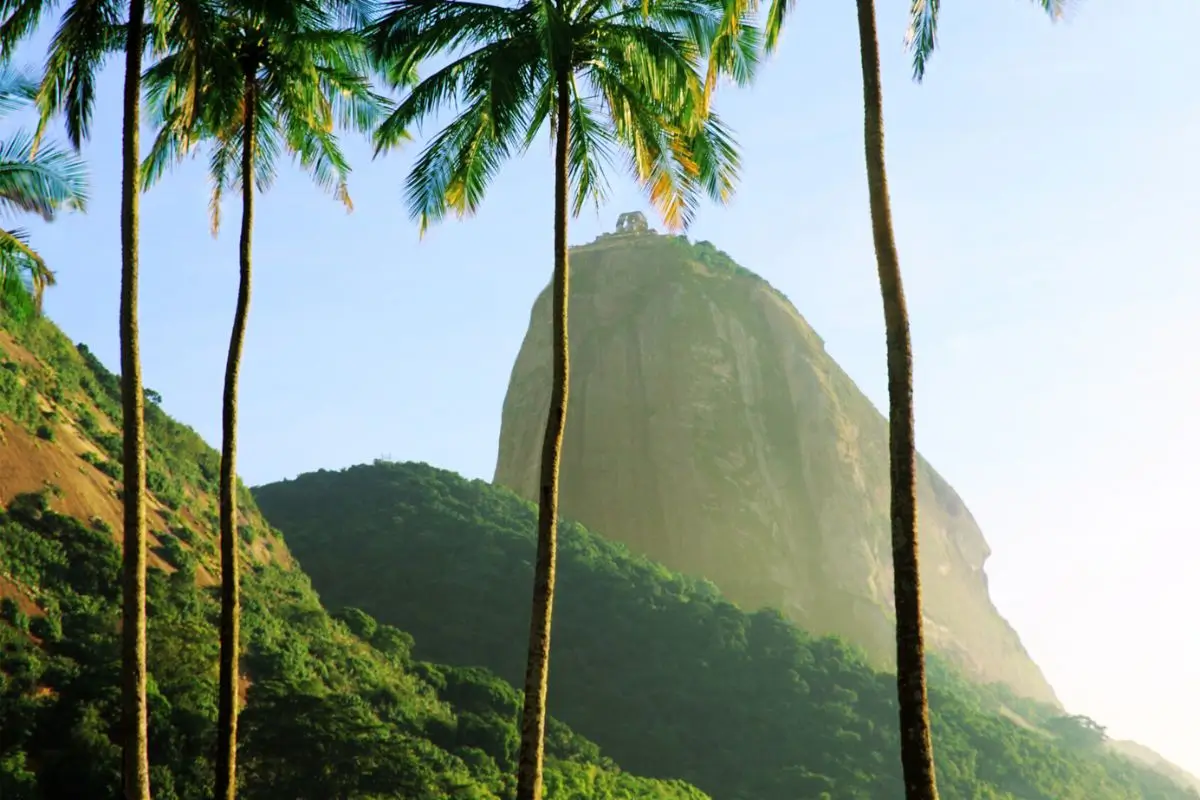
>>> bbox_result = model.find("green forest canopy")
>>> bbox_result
[0,313,708,799]
[255,460,1200,800]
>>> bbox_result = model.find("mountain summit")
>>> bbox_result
[494,222,1058,706]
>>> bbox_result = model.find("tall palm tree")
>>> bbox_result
[0,0,180,793]
[848,3,937,795]
[0,66,88,317]
[744,1,1066,797]
[142,1,383,794]
[368,1,754,796]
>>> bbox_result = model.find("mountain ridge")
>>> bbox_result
[493,228,1059,706]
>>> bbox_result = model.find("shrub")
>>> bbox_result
[1,597,29,631]
[170,525,196,546]
[156,534,195,573]
[29,613,61,642]
[334,607,377,640]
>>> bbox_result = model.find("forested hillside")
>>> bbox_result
[0,315,708,799]
[256,461,1200,800]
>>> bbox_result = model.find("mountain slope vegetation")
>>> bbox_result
[0,313,709,799]
[256,460,1199,800]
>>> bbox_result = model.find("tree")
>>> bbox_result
[0,0,173,792]
[142,0,382,794]
[0,65,87,317]
[848,4,937,794]
[367,1,753,796]
[747,1,1066,798]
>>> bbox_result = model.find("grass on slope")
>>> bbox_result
[254,460,1199,800]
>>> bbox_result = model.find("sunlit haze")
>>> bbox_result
[12,0,1198,777]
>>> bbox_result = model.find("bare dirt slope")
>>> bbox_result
[0,317,287,603]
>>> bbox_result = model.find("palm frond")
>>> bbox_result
[0,64,37,116]
[519,73,555,152]
[141,49,209,190]
[404,91,514,235]
[374,34,538,154]
[206,134,237,234]
[904,0,939,82]
[140,103,192,191]
[0,0,58,60]
[370,0,529,80]
[587,19,704,113]
[566,74,615,215]
[699,0,758,105]
[250,108,283,195]
[907,0,1069,81]
[589,63,687,229]
[0,128,89,217]
[376,0,744,236]
[144,0,381,231]
[762,0,789,54]
[673,105,737,208]
[0,225,53,312]
[36,0,126,149]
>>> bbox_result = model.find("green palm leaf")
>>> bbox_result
[0,59,88,317]
[0,65,37,114]
[0,129,89,218]
[142,0,385,226]
[0,225,53,312]
[373,0,754,232]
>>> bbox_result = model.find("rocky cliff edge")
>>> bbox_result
[494,229,1060,707]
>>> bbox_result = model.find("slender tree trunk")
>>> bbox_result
[214,74,255,800]
[119,0,151,797]
[514,67,571,800]
[854,1,938,798]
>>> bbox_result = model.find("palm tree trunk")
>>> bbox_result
[119,0,151,797]
[214,74,256,800]
[515,67,571,800]
[854,1,938,797]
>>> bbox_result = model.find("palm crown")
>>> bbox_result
[370,0,758,235]
[0,65,87,313]
[141,0,386,229]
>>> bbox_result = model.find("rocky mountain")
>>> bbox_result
[493,225,1059,706]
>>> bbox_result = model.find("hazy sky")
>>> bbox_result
[11,0,1198,778]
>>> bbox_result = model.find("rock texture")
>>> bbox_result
[494,230,1060,706]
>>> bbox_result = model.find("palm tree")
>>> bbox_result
[847,3,938,795]
[142,1,383,794]
[0,66,88,318]
[0,0,174,792]
[368,1,753,796]
[744,1,1066,797]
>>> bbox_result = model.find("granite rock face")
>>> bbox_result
[494,232,1059,706]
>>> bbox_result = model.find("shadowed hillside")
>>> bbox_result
[0,313,708,799]
[255,460,1199,800]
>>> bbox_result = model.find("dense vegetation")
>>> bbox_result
[256,461,1200,800]
[0,316,709,799]
[1,0,1076,791]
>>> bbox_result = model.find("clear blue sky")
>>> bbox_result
[11,0,1199,777]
